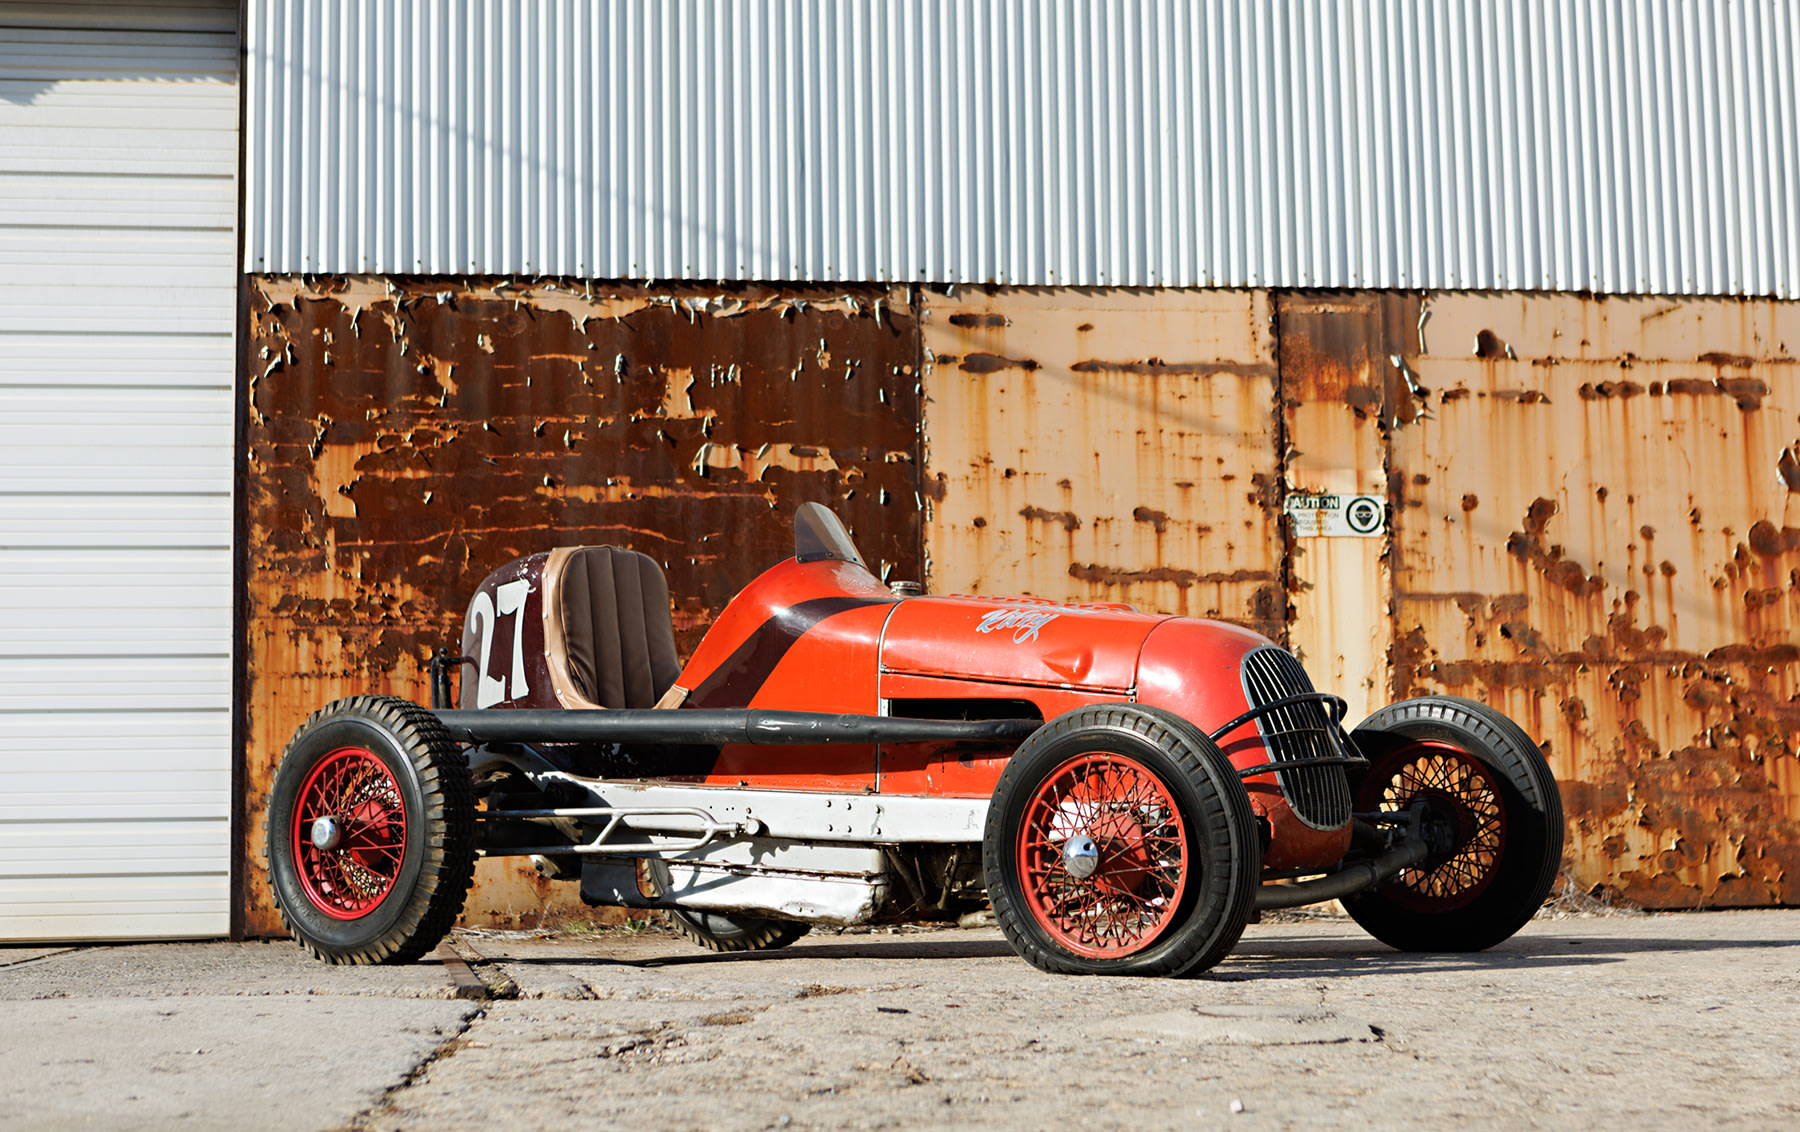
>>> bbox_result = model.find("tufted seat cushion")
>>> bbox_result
[545,546,682,710]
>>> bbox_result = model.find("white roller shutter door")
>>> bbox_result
[0,0,237,939]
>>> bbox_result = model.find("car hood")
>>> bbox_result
[878,594,1171,693]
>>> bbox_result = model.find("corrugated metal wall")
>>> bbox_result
[245,0,1799,296]
[0,0,238,939]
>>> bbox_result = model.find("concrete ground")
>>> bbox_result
[1,909,1795,1132]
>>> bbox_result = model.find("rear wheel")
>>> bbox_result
[983,705,1259,977]
[266,696,476,964]
[669,910,811,953]
[1345,696,1563,952]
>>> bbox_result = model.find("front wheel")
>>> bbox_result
[983,704,1259,977]
[1345,696,1564,952]
[266,695,476,964]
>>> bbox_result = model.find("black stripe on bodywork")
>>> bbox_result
[685,595,897,710]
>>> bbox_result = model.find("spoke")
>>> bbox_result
[1019,751,1187,957]
[294,749,407,917]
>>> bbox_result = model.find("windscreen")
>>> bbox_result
[793,502,868,568]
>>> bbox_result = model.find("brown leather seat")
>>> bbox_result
[545,546,681,710]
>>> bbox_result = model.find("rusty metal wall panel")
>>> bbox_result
[1389,292,1800,907]
[242,276,920,934]
[920,289,1284,635]
[1277,294,1415,724]
[246,0,1800,298]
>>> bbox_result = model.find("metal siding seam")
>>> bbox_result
[1401,0,1422,289]
[1623,0,1643,293]
[1206,0,1225,286]
[964,0,979,282]
[1294,0,1316,288]
[1545,0,1567,291]
[1779,0,1800,298]
[1013,0,1032,284]
[247,0,266,269]
[1357,0,1375,288]
[1432,0,1453,289]
[1492,0,1517,290]
[777,0,795,280]
[1692,0,1718,295]
[1592,0,1614,293]
[1575,0,1598,292]
[1065,0,1082,284]
[1783,0,1800,298]
[1271,0,1292,287]
[1719,0,1743,296]
[554,0,572,278]
[295,0,311,270]
[651,0,666,280]
[1338,0,1356,287]
[1246,0,1266,288]
[1052,0,1069,283]
[848,0,866,282]
[1730,0,1756,296]
[1178,0,1199,286]
[1472,0,1495,290]
[1664,0,1690,293]
[1326,0,1343,287]
[1748,0,1772,295]
[1119,0,1139,286]
[1636,0,1661,294]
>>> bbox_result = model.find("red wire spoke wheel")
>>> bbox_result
[985,705,1258,977]
[1016,753,1188,958]
[291,747,409,919]
[266,696,475,965]
[1346,696,1564,953]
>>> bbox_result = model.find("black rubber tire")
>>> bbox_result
[1344,695,1564,952]
[983,704,1259,977]
[266,695,477,964]
[669,910,812,952]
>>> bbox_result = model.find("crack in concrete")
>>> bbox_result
[0,947,89,971]
[336,1005,488,1131]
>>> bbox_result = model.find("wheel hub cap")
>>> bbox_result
[1017,752,1189,959]
[1363,742,1507,912]
[310,816,342,851]
[290,747,408,920]
[1063,835,1100,879]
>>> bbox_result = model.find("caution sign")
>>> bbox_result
[1284,492,1387,538]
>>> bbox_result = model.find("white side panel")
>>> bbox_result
[243,0,1799,297]
[0,0,238,941]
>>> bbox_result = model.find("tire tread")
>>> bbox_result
[267,695,477,966]
[1346,695,1563,952]
[984,704,1257,977]
[669,911,812,953]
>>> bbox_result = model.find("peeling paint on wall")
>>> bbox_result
[242,276,920,934]
[919,289,1285,636]
[1277,293,1419,722]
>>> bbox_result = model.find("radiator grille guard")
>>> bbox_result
[1236,646,1358,830]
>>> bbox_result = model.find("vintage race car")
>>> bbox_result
[266,504,1564,976]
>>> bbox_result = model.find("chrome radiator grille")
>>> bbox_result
[1239,647,1354,830]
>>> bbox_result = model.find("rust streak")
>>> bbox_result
[1069,358,1276,378]
[959,352,1039,374]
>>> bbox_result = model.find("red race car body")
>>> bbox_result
[267,504,1564,976]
